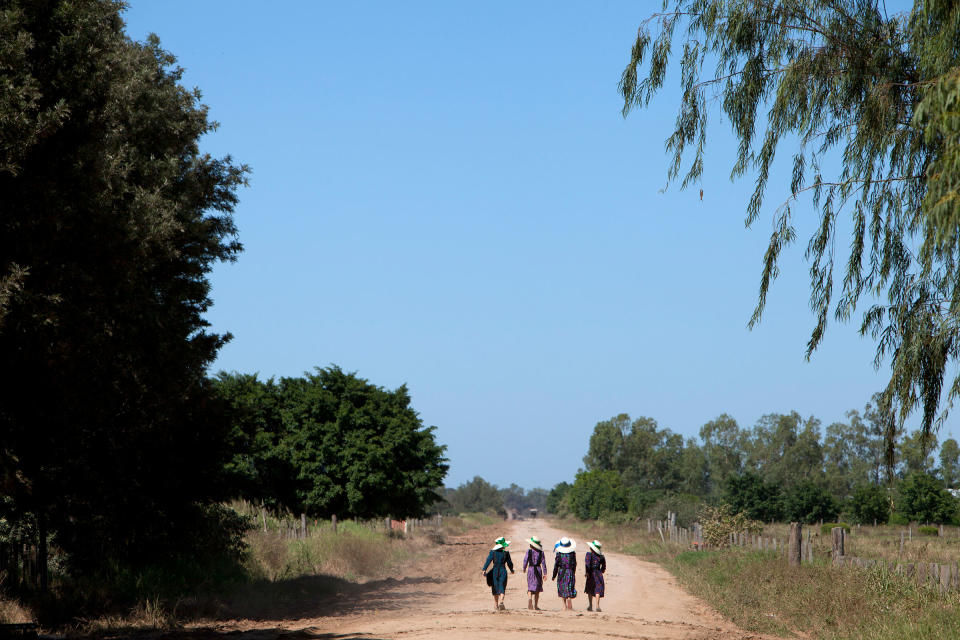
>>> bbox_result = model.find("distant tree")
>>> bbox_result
[699,414,744,496]
[567,470,628,520]
[848,484,891,525]
[898,430,937,477]
[546,481,572,514]
[618,416,684,492]
[744,413,824,490]
[583,414,628,471]
[723,472,783,522]
[784,481,839,524]
[897,473,957,524]
[678,439,709,497]
[446,476,503,515]
[939,439,960,489]
[0,0,248,578]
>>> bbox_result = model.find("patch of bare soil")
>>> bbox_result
[178,520,771,639]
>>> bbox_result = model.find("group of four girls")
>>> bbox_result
[480,535,606,612]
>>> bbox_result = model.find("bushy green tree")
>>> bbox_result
[939,439,960,488]
[214,367,448,518]
[897,473,957,524]
[784,481,839,524]
[620,0,960,444]
[567,470,628,520]
[699,414,744,497]
[898,429,937,477]
[723,472,783,522]
[0,0,248,578]
[546,481,572,514]
[848,484,891,525]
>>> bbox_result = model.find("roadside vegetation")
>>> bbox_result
[558,516,960,640]
[0,507,497,631]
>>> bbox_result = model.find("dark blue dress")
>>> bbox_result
[482,548,514,595]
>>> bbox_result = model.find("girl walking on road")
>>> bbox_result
[584,540,606,612]
[551,537,577,610]
[481,536,514,611]
[523,536,547,610]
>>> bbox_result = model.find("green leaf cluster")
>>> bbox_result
[0,0,247,575]
[214,367,449,519]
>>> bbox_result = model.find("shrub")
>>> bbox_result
[785,481,840,524]
[847,484,890,524]
[698,503,763,548]
[723,472,784,521]
[897,473,957,524]
[918,525,939,536]
[820,522,851,535]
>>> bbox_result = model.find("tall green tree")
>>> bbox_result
[567,470,628,520]
[620,0,960,446]
[898,429,937,477]
[897,472,957,523]
[215,368,448,518]
[699,414,744,496]
[939,438,960,488]
[0,0,248,577]
[583,414,629,471]
[743,413,824,489]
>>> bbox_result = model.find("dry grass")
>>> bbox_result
[0,596,33,624]
[553,517,960,640]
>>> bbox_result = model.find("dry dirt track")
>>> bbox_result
[196,520,769,640]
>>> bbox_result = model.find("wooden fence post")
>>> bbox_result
[301,513,307,538]
[332,514,338,534]
[831,527,845,565]
[789,523,802,566]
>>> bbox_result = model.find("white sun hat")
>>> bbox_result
[587,540,603,554]
[554,537,577,553]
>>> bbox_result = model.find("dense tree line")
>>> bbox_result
[553,396,960,525]
[0,0,448,598]
[439,477,548,516]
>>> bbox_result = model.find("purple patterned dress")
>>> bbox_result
[552,552,577,598]
[523,548,547,592]
[584,550,606,596]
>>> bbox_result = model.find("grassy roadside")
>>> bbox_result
[554,517,960,640]
[0,512,499,633]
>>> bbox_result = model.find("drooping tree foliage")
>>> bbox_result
[620,0,960,455]
[214,367,449,519]
[0,0,248,577]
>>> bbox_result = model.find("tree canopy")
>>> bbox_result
[214,367,449,519]
[0,0,247,575]
[620,0,960,450]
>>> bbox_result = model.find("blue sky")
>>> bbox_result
[123,1,938,490]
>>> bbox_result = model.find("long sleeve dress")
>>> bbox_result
[551,551,577,598]
[482,548,514,595]
[584,550,606,597]
[523,548,547,593]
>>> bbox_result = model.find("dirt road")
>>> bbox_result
[200,520,764,640]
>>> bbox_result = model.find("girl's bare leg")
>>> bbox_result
[492,594,500,610]
[586,594,593,611]
[527,593,533,609]
[499,593,506,609]
[533,592,540,609]
[596,596,602,612]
